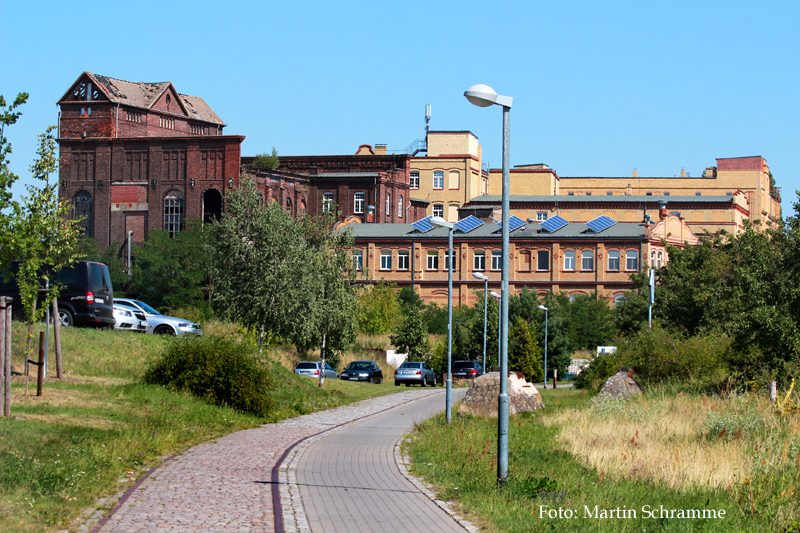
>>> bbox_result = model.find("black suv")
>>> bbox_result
[0,260,115,328]
[452,360,485,379]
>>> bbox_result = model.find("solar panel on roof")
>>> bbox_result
[495,215,526,232]
[586,215,617,233]
[540,215,569,233]
[412,216,434,233]
[455,215,484,233]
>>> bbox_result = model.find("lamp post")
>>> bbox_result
[538,305,548,389]
[430,216,454,425]
[465,83,513,485]
[473,272,489,372]
[490,291,501,370]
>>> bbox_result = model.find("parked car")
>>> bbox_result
[113,304,147,332]
[340,361,383,384]
[294,361,338,380]
[112,298,203,336]
[452,360,485,379]
[394,361,437,387]
[0,260,115,328]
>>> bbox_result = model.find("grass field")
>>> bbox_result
[0,322,404,533]
[404,386,800,532]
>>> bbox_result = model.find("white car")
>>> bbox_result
[113,304,147,332]
[113,298,203,337]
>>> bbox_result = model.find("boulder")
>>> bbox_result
[598,368,642,399]
[457,371,544,418]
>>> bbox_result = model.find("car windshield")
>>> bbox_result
[454,362,476,369]
[130,300,162,315]
[295,362,317,370]
[347,362,371,371]
[399,362,420,369]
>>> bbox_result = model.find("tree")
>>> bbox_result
[251,147,279,170]
[356,282,400,334]
[390,304,430,361]
[8,126,82,380]
[129,220,210,311]
[0,92,29,266]
[560,292,617,350]
[509,317,543,382]
[398,286,423,315]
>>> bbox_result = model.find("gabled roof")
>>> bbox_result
[58,72,225,126]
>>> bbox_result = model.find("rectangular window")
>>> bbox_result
[354,192,365,214]
[491,250,502,271]
[520,251,531,271]
[564,251,576,271]
[433,171,444,189]
[626,250,639,271]
[353,250,363,271]
[398,251,409,270]
[432,204,443,218]
[410,171,420,189]
[380,250,392,270]
[444,251,456,271]
[427,250,439,270]
[582,250,594,271]
[608,250,620,271]
[322,192,334,213]
[398,196,403,218]
[474,251,485,271]
[537,250,549,271]
[536,211,548,221]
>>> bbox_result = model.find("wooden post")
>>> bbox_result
[37,331,44,397]
[0,298,6,416]
[553,369,557,389]
[4,298,11,417]
[52,299,62,379]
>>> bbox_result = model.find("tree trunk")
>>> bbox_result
[318,333,327,388]
[52,298,62,379]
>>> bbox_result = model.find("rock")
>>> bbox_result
[457,371,544,418]
[598,368,642,399]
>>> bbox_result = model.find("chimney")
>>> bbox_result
[659,200,667,219]
[633,169,638,178]
[681,168,686,177]
[375,144,387,155]
[704,166,717,178]
[366,205,375,223]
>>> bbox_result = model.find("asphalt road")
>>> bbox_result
[293,388,470,533]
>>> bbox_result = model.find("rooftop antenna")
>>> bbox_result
[425,104,431,136]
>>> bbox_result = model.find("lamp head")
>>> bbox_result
[490,291,501,299]
[538,305,548,311]
[473,272,488,281]
[429,216,454,229]
[464,83,513,108]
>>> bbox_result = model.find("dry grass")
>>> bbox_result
[543,394,753,491]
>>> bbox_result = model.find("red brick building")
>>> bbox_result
[57,72,244,248]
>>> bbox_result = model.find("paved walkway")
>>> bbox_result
[79,388,471,533]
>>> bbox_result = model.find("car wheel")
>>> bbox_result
[422,376,427,387]
[154,325,176,336]
[432,375,437,387]
[375,376,383,385]
[405,383,410,387]
[395,381,401,386]
[57,308,74,327]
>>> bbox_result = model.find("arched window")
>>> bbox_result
[581,250,594,271]
[398,195,403,218]
[563,250,576,271]
[74,190,93,238]
[380,250,392,270]
[607,250,620,271]
[286,197,293,214]
[626,250,639,271]
[164,190,185,237]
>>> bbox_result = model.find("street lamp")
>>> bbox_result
[473,272,489,372]
[465,83,513,485]
[538,305,548,389]
[490,291,501,370]
[430,216,454,425]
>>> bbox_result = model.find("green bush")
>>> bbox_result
[142,335,273,417]
[572,353,619,391]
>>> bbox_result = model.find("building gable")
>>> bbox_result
[151,84,189,117]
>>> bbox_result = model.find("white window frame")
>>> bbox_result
[398,250,409,270]
[432,204,443,218]
[444,250,456,271]
[474,250,485,271]
[380,250,392,270]
[353,250,363,271]
[536,211,548,221]
[581,250,594,271]
[608,250,620,271]
[433,171,444,189]
[491,250,502,271]
[410,171,420,189]
[564,251,576,271]
[427,250,439,270]
[398,196,403,218]
[626,250,639,271]
[322,192,334,213]
[386,193,391,217]
[354,192,365,214]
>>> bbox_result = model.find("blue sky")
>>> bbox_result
[3,0,799,216]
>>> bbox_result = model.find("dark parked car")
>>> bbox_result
[452,360,484,379]
[340,361,383,384]
[394,361,437,387]
[0,260,115,328]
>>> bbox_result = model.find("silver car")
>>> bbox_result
[394,361,437,387]
[112,303,147,332]
[294,361,338,380]
[113,298,203,337]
